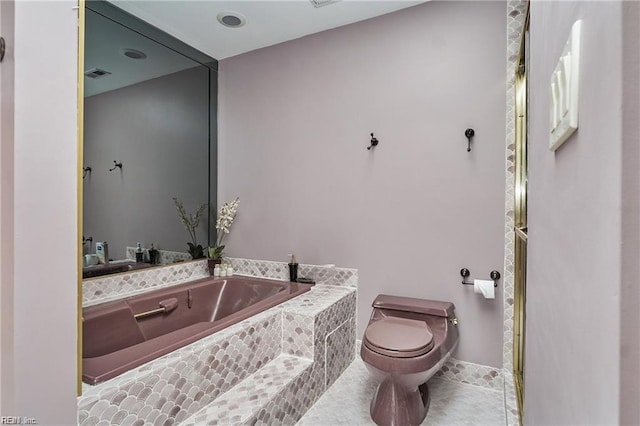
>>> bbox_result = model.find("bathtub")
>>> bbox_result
[82,276,312,384]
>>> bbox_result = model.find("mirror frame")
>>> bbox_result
[78,0,219,393]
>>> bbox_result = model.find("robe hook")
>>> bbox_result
[367,133,379,150]
[464,128,475,152]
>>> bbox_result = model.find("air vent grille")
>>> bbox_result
[84,68,112,79]
[309,0,341,8]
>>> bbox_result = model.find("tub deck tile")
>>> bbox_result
[281,285,355,317]
[180,354,312,426]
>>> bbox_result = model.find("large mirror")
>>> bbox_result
[82,1,217,278]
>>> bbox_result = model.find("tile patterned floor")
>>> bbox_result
[298,359,505,426]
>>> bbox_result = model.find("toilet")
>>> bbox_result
[360,294,459,426]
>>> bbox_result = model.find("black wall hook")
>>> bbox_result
[464,128,475,152]
[83,166,92,178]
[367,133,379,150]
[109,161,123,171]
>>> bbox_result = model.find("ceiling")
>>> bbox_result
[110,0,426,60]
[85,9,200,97]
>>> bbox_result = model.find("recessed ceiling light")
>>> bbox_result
[217,11,246,28]
[122,48,147,60]
[310,0,341,8]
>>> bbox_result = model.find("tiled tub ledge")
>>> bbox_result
[82,259,210,306]
[78,283,357,426]
[226,257,358,288]
[83,257,358,307]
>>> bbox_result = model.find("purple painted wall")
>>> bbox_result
[620,4,640,424]
[527,1,639,423]
[11,1,78,423]
[218,1,507,367]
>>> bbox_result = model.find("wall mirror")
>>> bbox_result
[82,1,218,279]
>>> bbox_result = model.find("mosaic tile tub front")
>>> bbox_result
[79,266,357,426]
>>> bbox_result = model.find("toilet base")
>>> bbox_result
[369,377,431,426]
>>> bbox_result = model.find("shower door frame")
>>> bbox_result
[513,6,529,422]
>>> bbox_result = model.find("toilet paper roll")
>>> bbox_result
[474,279,495,299]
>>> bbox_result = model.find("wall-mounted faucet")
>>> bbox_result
[109,161,123,171]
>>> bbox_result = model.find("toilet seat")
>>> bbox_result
[364,317,434,358]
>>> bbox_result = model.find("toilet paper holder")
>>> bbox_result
[460,268,500,287]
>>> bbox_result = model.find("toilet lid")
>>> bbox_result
[364,317,434,358]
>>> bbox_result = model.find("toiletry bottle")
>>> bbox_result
[135,242,143,263]
[220,263,227,277]
[103,241,109,264]
[96,241,110,265]
[148,243,158,264]
[288,254,298,282]
[95,242,105,264]
[213,264,221,277]
[227,264,234,277]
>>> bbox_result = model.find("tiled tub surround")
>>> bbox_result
[83,259,210,306]
[226,257,358,288]
[83,257,357,307]
[78,282,357,425]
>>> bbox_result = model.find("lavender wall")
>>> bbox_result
[84,66,209,260]
[219,1,507,367]
[620,4,640,424]
[0,0,15,411]
[526,1,638,423]
[11,1,78,423]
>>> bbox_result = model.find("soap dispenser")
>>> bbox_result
[135,243,143,263]
[288,254,298,282]
[148,243,158,265]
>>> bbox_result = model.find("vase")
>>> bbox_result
[207,258,222,276]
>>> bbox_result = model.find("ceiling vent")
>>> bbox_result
[309,0,341,8]
[84,68,112,79]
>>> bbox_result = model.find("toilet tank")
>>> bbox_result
[372,294,454,317]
